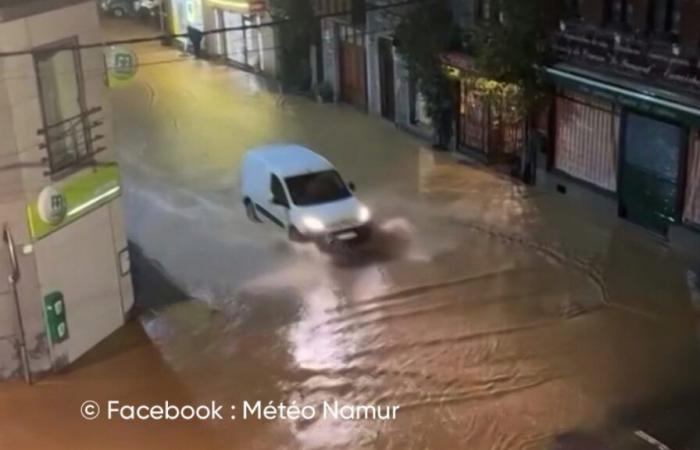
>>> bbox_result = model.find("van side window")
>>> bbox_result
[270,175,289,207]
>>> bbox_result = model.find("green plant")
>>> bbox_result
[268,0,316,90]
[394,0,462,130]
[469,0,561,117]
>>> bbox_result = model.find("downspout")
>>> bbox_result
[2,225,32,385]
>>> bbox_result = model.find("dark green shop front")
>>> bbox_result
[619,112,686,235]
[546,65,700,236]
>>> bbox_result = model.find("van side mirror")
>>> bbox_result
[348,182,356,192]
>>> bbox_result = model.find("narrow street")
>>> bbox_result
[8,18,700,450]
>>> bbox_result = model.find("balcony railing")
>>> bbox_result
[37,106,107,179]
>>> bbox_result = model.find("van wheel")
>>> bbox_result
[244,199,260,222]
[112,7,126,17]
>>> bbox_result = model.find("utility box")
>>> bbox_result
[43,291,69,344]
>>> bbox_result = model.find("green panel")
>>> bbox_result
[43,291,69,344]
[620,112,684,235]
[26,166,121,241]
[620,165,679,235]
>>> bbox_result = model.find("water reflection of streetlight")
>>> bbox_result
[289,284,348,372]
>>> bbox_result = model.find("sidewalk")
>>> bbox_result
[0,321,230,450]
[419,149,700,320]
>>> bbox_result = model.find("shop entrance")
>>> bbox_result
[619,112,686,235]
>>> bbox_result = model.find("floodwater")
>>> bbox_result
[107,20,700,450]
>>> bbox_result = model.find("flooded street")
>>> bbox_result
[108,21,700,450]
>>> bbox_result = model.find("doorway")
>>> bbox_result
[619,111,686,235]
[378,37,395,120]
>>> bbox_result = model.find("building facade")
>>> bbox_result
[203,0,277,75]
[318,0,436,137]
[0,0,134,381]
[543,0,700,239]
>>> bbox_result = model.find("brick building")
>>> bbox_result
[541,0,700,243]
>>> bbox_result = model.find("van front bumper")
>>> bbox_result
[308,223,373,248]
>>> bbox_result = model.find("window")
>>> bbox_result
[475,0,500,23]
[604,0,631,26]
[284,170,352,206]
[270,175,289,207]
[34,38,92,177]
[644,0,681,37]
[566,0,580,18]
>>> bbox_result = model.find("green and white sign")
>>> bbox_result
[27,166,121,241]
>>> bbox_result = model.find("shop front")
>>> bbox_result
[546,65,700,236]
[205,0,271,72]
[169,0,204,49]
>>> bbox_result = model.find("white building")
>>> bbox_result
[0,0,134,381]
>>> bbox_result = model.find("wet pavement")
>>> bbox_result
[74,18,700,449]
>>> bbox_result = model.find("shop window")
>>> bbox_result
[604,0,631,27]
[645,0,680,37]
[566,0,581,19]
[475,0,501,23]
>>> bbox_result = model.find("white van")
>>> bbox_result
[240,145,372,246]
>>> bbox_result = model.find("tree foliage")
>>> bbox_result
[394,0,462,124]
[268,0,316,89]
[469,0,560,114]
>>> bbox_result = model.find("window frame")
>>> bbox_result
[32,36,94,180]
[270,174,290,207]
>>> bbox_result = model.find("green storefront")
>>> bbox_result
[545,64,700,236]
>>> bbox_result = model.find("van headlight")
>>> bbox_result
[302,216,325,232]
[358,205,371,223]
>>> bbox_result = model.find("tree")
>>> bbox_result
[267,0,316,90]
[394,0,462,147]
[469,0,561,116]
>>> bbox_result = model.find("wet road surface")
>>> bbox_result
[106,19,700,450]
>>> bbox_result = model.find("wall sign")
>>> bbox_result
[37,186,67,226]
[552,29,700,94]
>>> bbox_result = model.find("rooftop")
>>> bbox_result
[247,144,334,177]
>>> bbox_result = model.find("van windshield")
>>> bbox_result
[285,170,352,206]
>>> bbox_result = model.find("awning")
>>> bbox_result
[208,0,266,13]
[544,64,700,126]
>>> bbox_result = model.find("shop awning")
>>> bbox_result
[544,64,700,126]
[208,0,266,13]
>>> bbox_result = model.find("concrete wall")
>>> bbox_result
[0,1,131,380]
[34,199,132,368]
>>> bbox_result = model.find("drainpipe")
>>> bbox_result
[2,225,32,385]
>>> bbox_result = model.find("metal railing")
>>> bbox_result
[2,225,32,384]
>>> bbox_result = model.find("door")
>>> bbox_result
[378,37,395,120]
[223,11,245,65]
[259,174,289,229]
[458,83,487,154]
[620,111,686,235]
[338,24,366,109]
